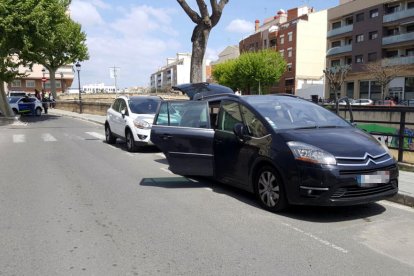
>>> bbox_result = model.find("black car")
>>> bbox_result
[151,83,398,212]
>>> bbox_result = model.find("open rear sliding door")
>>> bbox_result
[151,101,214,176]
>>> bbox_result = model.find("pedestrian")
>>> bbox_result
[34,89,41,100]
[49,92,55,108]
[41,90,49,114]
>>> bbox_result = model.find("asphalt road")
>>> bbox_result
[1,115,414,275]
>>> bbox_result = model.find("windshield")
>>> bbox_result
[128,97,161,114]
[8,97,21,103]
[245,96,351,130]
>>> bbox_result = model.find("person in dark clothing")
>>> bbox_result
[41,90,49,114]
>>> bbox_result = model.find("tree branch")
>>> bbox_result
[177,0,202,24]
[210,0,228,27]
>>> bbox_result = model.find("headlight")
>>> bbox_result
[287,141,336,165]
[133,119,151,129]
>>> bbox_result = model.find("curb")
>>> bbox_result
[388,193,414,208]
[49,110,104,125]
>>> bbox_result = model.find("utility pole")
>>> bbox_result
[110,66,120,94]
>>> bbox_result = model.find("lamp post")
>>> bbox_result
[75,62,82,113]
[42,68,46,90]
[60,72,64,93]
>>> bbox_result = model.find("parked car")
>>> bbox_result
[399,99,414,106]
[352,99,373,106]
[338,98,354,105]
[105,95,162,152]
[150,83,398,212]
[7,91,28,97]
[8,96,43,116]
[375,100,396,106]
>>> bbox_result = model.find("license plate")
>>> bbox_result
[356,171,390,187]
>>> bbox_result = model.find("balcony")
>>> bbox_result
[327,24,353,38]
[383,8,414,23]
[326,44,352,56]
[382,32,414,45]
[383,55,414,66]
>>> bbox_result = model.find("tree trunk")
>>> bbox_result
[49,68,57,99]
[0,81,14,117]
[190,25,210,83]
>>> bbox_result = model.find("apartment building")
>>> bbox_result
[150,53,193,92]
[326,0,414,100]
[7,63,74,94]
[239,6,327,95]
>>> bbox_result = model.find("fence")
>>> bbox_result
[334,105,414,163]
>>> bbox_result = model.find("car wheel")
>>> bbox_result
[105,124,116,144]
[125,129,138,152]
[12,109,18,115]
[255,166,287,212]
[35,107,42,116]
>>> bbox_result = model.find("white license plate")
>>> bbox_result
[356,171,390,187]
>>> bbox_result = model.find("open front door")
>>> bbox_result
[151,101,214,176]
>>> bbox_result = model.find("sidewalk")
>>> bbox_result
[43,109,414,208]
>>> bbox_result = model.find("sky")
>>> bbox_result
[69,0,338,88]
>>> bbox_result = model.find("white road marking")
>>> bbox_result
[11,120,28,126]
[281,222,348,254]
[156,152,166,158]
[160,167,174,175]
[86,131,105,140]
[13,134,25,143]
[380,200,414,213]
[41,133,57,142]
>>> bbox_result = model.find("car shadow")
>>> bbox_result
[19,114,60,123]
[140,175,387,222]
[104,141,161,154]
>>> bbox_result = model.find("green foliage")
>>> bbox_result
[212,50,286,94]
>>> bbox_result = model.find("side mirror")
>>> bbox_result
[121,108,127,117]
[233,123,249,142]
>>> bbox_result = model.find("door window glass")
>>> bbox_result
[112,99,120,112]
[119,99,127,114]
[240,105,268,137]
[155,101,209,128]
[218,101,242,132]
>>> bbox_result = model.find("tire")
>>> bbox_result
[12,109,18,115]
[105,124,116,144]
[125,129,138,152]
[255,166,287,212]
[35,107,42,116]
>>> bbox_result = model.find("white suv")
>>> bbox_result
[105,95,162,151]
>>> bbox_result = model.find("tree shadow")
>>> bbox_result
[140,175,388,223]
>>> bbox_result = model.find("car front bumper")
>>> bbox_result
[287,164,399,206]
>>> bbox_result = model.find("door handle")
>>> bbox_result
[160,134,172,140]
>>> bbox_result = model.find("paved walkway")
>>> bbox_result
[9,109,412,208]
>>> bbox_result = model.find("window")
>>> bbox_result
[360,81,369,98]
[331,60,340,67]
[346,56,352,65]
[287,63,292,72]
[370,9,379,18]
[405,77,414,92]
[26,80,35,88]
[285,78,294,86]
[11,80,21,87]
[385,50,398,58]
[263,39,267,48]
[355,55,364,64]
[218,101,242,132]
[240,105,268,138]
[288,32,293,42]
[280,35,285,45]
[406,48,414,56]
[356,34,364,43]
[407,24,414,33]
[356,12,364,22]
[346,82,354,99]
[369,31,378,40]
[409,2,414,9]
[332,21,341,29]
[345,17,353,25]
[279,50,284,57]
[331,41,341,47]
[368,52,377,62]
[287,48,292,58]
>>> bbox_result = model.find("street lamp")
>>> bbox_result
[60,72,64,93]
[42,68,46,90]
[75,61,82,113]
